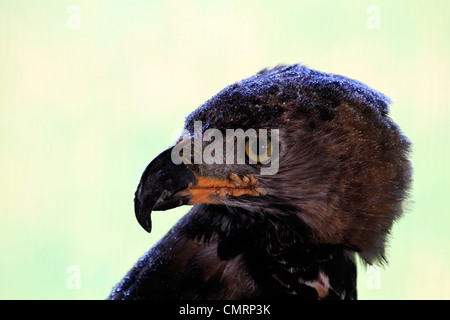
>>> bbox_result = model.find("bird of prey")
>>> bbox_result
[109,64,412,300]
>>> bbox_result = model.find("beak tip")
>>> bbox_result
[134,197,153,233]
[142,219,152,233]
[136,211,152,233]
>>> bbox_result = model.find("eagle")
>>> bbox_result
[108,64,412,300]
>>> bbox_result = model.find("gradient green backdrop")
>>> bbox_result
[1,0,448,299]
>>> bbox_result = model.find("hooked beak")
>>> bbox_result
[134,148,196,232]
[134,147,266,233]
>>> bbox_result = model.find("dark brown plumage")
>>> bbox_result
[109,64,412,300]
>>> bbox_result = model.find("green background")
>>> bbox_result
[1,0,448,299]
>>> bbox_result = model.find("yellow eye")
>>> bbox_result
[245,138,272,164]
[258,139,272,163]
[245,139,258,164]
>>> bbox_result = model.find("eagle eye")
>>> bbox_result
[245,138,273,164]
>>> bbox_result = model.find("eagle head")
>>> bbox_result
[134,64,412,264]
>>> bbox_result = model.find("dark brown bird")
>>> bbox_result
[108,64,412,300]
